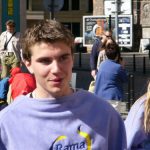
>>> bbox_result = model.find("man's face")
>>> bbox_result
[96,20,101,26]
[95,27,102,36]
[6,25,15,33]
[104,31,112,38]
[25,41,74,98]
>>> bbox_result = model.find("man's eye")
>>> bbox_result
[60,56,69,62]
[39,59,52,64]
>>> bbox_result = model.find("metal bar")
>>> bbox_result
[143,56,146,74]
[51,0,54,19]
[133,54,136,72]
[115,0,118,43]
[130,74,135,105]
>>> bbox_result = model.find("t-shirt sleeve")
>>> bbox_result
[108,109,127,150]
[124,96,146,149]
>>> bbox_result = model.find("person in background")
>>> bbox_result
[89,31,113,93]
[0,77,9,111]
[90,30,112,79]
[97,37,119,70]
[0,20,22,79]
[92,19,103,37]
[96,34,108,70]
[7,67,36,103]
[125,82,150,149]
[94,40,128,101]
[0,20,126,149]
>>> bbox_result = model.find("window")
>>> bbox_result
[61,0,69,11]
[61,0,80,11]
[32,0,44,11]
[72,23,80,37]
[88,0,93,13]
[62,22,80,37]
[26,0,32,11]
[62,23,71,31]
[71,0,79,10]
[27,0,29,10]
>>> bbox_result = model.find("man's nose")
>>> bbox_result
[50,61,61,73]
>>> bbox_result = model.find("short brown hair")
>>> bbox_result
[22,20,75,61]
[5,20,15,27]
[105,40,120,60]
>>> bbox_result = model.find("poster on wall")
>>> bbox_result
[118,15,132,47]
[139,39,150,53]
[83,15,132,47]
[83,15,115,46]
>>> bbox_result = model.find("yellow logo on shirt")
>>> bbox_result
[49,126,92,150]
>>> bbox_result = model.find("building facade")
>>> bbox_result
[26,0,93,37]
[0,0,26,33]
[0,0,150,51]
[93,0,150,51]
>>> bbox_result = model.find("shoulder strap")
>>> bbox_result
[4,32,16,49]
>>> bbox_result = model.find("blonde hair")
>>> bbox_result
[144,82,150,133]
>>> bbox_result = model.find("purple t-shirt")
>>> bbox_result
[125,94,150,149]
[0,90,126,150]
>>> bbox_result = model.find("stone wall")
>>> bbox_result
[92,0,150,52]
[93,0,104,15]
[141,1,150,38]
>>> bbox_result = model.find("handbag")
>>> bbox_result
[88,80,95,93]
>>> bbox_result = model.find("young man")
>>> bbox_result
[0,20,127,149]
[0,20,22,79]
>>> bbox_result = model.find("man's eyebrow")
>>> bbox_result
[35,53,71,61]
[61,53,71,57]
[104,34,111,37]
[36,57,50,61]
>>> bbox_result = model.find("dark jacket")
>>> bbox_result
[90,37,101,70]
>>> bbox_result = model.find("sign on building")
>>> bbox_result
[83,15,132,47]
[104,0,132,15]
[118,15,132,47]
[83,16,115,46]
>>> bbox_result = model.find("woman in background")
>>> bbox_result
[94,40,128,101]
[125,82,150,149]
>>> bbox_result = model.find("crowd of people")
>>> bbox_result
[0,20,36,111]
[0,19,149,149]
[89,29,128,101]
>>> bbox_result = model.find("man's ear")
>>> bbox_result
[24,60,34,74]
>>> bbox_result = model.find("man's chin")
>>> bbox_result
[49,87,71,97]
[49,88,62,96]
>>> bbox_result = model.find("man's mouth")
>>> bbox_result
[49,78,63,85]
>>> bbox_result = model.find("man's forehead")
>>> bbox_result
[7,25,14,28]
[105,31,111,36]
[31,43,72,54]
